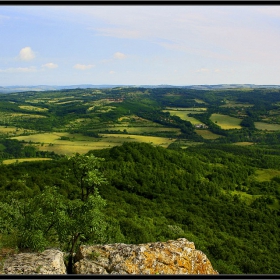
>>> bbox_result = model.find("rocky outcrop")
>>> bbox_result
[3,249,66,274]
[2,239,218,275]
[73,238,218,275]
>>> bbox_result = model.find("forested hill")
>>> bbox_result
[0,142,280,274]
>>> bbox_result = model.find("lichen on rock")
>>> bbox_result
[73,238,218,275]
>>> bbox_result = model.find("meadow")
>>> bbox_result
[255,168,280,182]
[163,108,206,125]
[254,122,280,131]
[2,158,52,165]
[194,129,222,140]
[11,132,176,155]
[210,113,242,129]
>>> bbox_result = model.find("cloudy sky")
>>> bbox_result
[1,5,280,86]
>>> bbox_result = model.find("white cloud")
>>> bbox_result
[0,66,37,73]
[195,68,210,73]
[109,70,115,74]
[113,52,126,59]
[73,64,95,70]
[19,47,35,61]
[42,63,58,69]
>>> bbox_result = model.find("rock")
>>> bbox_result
[3,249,66,274]
[73,238,218,275]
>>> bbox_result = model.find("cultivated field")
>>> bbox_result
[0,126,35,136]
[11,132,176,155]
[195,129,222,140]
[220,101,253,108]
[163,109,205,124]
[95,126,181,135]
[2,158,52,164]
[232,142,254,146]
[210,114,242,129]
[254,122,280,131]
[19,105,48,112]
[100,134,176,147]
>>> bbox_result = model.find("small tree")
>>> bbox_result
[0,187,109,270]
[68,153,107,201]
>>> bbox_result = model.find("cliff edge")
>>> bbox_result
[73,238,218,275]
[3,238,218,275]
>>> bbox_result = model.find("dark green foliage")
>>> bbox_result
[1,87,280,274]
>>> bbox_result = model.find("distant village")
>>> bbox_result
[194,123,208,129]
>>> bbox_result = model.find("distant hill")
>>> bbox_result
[0,84,280,93]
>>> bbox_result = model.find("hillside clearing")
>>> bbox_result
[210,114,242,129]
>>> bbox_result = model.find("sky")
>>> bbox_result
[1,5,280,86]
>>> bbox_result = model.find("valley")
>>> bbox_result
[1,86,280,274]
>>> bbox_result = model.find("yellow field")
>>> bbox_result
[195,129,222,139]
[100,134,176,147]
[97,126,181,135]
[163,110,204,124]
[254,122,280,131]
[11,132,176,155]
[2,158,52,165]
[37,142,123,155]
[0,126,35,136]
[210,114,242,129]
[19,105,48,112]
[11,132,64,143]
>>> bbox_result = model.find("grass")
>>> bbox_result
[12,131,176,155]
[254,122,280,131]
[100,133,176,147]
[195,129,223,140]
[37,142,123,155]
[210,114,242,129]
[95,126,181,135]
[232,142,254,146]
[0,126,35,136]
[2,158,52,165]
[19,105,48,112]
[220,101,253,108]
[254,169,280,182]
[163,109,205,124]
[194,99,206,104]
[165,107,207,111]
[229,190,262,205]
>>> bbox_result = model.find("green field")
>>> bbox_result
[19,105,48,112]
[220,101,253,108]
[210,114,242,129]
[255,169,280,182]
[95,126,181,135]
[2,158,52,165]
[229,190,262,205]
[11,132,176,155]
[254,122,280,131]
[100,133,176,147]
[232,142,254,146]
[163,109,204,124]
[195,129,222,139]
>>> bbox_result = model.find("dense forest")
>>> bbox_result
[0,87,280,274]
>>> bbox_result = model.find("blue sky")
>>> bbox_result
[1,5,280,86]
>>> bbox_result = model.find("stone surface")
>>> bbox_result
[73,238,218,275]
[3,249,66,274]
